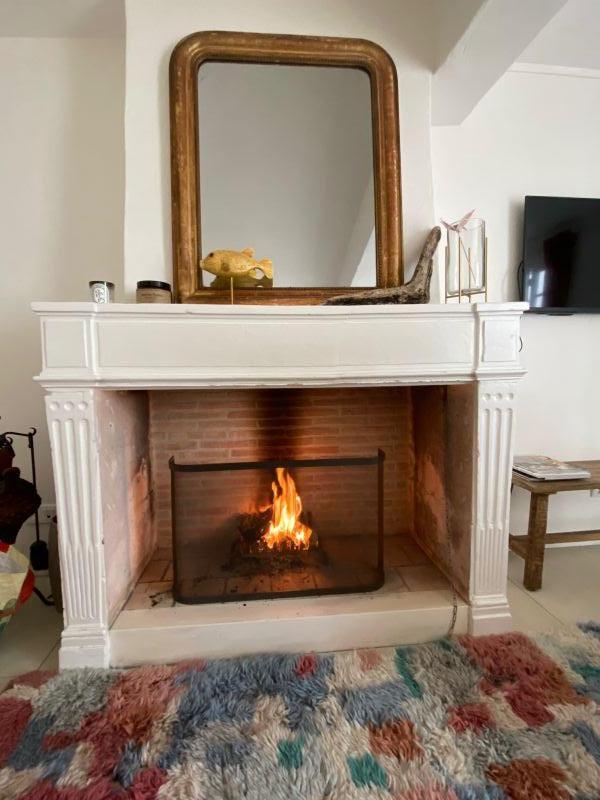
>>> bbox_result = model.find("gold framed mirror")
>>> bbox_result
[169,31,402,304]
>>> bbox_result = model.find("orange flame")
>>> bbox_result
[262,468,312,550]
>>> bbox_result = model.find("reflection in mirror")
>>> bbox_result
[198,63,375,289]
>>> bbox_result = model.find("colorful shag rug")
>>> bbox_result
[1,627,600,799]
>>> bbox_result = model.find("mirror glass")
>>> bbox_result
[198,63,375,288]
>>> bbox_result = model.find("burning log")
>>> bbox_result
[237,529,319,558]
[232,466,319,567]
[237,467,314,552]
[237,507,271,546]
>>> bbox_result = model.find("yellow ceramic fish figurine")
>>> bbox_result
[200,248,273,287]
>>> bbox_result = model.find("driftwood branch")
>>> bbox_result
[325,226,441,306]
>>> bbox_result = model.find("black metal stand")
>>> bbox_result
[1,427,49,571]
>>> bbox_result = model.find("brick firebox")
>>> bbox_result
[149,387,415,550]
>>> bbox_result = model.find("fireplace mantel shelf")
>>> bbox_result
[32,302,527,389]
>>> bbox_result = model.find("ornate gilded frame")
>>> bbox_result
[169,31,402,304]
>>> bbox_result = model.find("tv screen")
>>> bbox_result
[521,196,600,312]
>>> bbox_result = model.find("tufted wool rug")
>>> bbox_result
[1,627,599,800]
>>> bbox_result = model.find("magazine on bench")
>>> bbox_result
[513,456,591,481]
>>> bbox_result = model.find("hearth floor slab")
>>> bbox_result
[110,535,467,666]
[111,571,468,666]
[123,534,440,611]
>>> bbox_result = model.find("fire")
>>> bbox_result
[262,468,313,550]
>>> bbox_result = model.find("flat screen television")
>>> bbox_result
[521,195,600,313]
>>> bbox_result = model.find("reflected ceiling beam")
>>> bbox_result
[339,174,375,287]
[432,0,568,125]
[351,230,376,288]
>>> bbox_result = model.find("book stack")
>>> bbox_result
[513,456,591,481]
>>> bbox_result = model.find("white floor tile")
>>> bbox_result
[508,547,600,625]
[40,643,59,671]
[396,564,450,592]
[507,580,564,633]
[0,578,63,677]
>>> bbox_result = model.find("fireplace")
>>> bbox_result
[170,452,384,603]
[33,301,527,668]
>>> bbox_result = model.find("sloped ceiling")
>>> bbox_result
[518,0,600,70]
[432,0,568,124]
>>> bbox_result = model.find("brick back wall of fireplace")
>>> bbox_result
[149,388,415,548]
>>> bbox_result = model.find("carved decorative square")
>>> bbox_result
[481,319,517,363]
[43,319,88,368]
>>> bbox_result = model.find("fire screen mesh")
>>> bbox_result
[170,452,384,603]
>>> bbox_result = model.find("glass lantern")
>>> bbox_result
[445,217,487,302]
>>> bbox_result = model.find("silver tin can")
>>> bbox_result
[89,281,115,303]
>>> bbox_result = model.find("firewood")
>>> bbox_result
[237,508,272,544]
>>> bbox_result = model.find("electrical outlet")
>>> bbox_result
[40,504,57,522]
[590,489,600,498]
[23,504,56,525]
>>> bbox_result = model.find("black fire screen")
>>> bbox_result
[170,451,384,604]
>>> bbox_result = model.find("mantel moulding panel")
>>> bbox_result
[33,303,527,389]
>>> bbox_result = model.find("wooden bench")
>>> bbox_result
[509,460,600,590]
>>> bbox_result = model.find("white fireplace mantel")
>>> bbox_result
[33,302,526,389]
[33,301,527,669]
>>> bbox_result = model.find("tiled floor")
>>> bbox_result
[507,546,600,629]
[0,577,61,690]
[2,544,599,690]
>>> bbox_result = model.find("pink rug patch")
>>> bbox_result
[359,648,383,671]
[295,653,318,677]
[0,697,31,763]
[448,702,495,733]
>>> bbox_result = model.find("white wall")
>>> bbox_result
[432,66,600,534]
[0,37,124,509]
[123,0,439,297]
[0,0,125,37]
